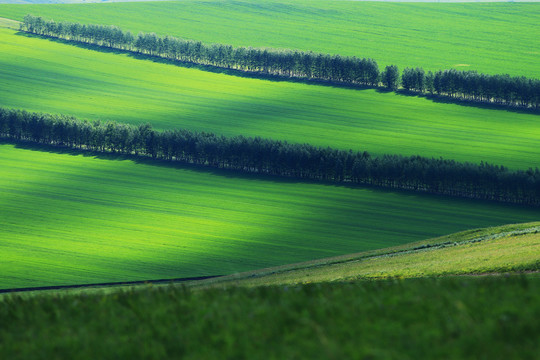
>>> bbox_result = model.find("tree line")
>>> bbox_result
[401,67,540,108]
[20,15,540,109]
[2,107,539,206]
[19,15,379,86]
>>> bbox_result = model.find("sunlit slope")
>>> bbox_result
[2,28,540,169]
[1,143,539,290]
[0,0,538,77]
[198,223,540,288]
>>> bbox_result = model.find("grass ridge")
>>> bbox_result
[194,222,540,288]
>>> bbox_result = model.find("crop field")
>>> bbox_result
[2,27,540,170]
[0,0,539,77]
[2,143,540,290]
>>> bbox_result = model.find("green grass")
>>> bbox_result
[2,143,540,290]
[2,28,540,169]
[199,223,540,288]
[0,0,539,77]
[2,276,539,359]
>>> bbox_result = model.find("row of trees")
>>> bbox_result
[401,67,540,107]
[2,107,540,206]
[20,15,540,108]
[20,15,379,86]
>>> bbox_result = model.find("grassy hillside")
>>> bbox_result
[2,28,540,169]
[0,16,18,28]
[2,143,540,290]
[196,223,540,288]
[0,0,539,77]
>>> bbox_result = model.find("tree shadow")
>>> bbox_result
[393,89,540,116]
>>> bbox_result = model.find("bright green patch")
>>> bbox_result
[0,1,538,77]
[2,143,539,290]
[1,28,540,169]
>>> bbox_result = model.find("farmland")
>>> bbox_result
[1,0,540,356]
[2,27,540,170]
[2,223,540,359]
[0,0,539,77]
[2,143,539,290]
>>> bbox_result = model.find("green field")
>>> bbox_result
[0,0,539,77]
[2,27,540,169]
[2,143,539,290]
[2,1,540,357]
[0,16,18,29]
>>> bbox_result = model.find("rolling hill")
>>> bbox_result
[1,1,539,358]
[195,222,540,288]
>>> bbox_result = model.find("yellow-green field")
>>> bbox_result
[0,16,18,29]
[200,223,540,288]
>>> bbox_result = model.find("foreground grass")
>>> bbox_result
[1,276,539,359]
[0,0,538,77]
[2,143,540,290]
[2,28,540,169]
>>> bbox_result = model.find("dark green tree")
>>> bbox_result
[382,65,400,91]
